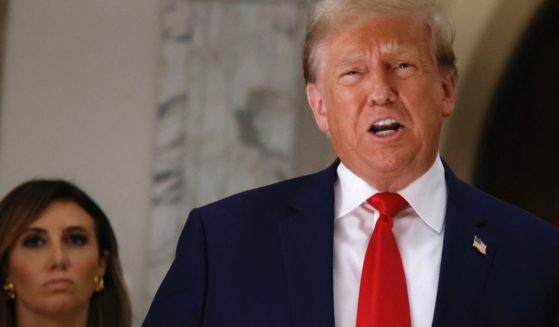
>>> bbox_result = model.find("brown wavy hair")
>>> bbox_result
[0,180,131,327]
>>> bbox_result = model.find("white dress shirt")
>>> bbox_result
[333,157,447,327]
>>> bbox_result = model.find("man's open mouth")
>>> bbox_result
[369,118,404,137]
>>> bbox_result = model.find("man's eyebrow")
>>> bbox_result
[335,53,367,67]
[334,42,420,66]
[381,40,419,57]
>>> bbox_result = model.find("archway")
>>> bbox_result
[475,0,559,227]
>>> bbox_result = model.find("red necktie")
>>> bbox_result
[356,192,411,327]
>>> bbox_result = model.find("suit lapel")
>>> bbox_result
[432,167,497,327]
[276,161,496,326]
[278,161,338,327]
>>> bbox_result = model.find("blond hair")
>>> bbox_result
[302,0,457,83]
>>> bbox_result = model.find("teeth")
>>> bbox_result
[373,118,398,127]
[376,130,396,136]
[369,117,402,136]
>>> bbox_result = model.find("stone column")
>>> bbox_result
[144,0,333,313]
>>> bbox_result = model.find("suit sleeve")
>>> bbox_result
[143,208,208,326]
[555,291,559,327]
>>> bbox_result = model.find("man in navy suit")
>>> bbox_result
[144,0,559,326]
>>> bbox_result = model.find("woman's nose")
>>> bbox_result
[48,243,70,270]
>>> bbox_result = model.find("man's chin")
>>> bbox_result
[367,154,410,174]
[342,154,421,189]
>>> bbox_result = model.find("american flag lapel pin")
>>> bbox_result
[472,235,487,255]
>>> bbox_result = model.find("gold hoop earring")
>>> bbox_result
[93,275,104,293]
[3,281,15,299]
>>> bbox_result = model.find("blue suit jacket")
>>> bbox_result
[144,161,559,326]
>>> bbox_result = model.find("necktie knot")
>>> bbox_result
[367,192,409,220]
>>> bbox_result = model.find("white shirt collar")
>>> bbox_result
[334,156,446,234]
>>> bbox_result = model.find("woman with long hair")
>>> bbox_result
[0,180,131,327]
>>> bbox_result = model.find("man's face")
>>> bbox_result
[306,15,456,191]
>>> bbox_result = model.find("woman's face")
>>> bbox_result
[6,201,106,318]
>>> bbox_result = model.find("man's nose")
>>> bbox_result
[48,243,70,270]
[366,69,397,106]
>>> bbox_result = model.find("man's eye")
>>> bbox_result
[65,234,89,246]
[396,63,412,69]
[22,236,46,248]
[393,63,417,78]
[343,70,359,76]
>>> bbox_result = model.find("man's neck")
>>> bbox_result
[344,155,440,192]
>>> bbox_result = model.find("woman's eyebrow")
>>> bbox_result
[63,226,90,234]
[21,227,47,234]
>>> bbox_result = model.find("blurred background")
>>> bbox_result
[0,0,557,324]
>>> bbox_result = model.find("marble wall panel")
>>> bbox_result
[144,0,334,310]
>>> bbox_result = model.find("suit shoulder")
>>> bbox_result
[454,179,559,245]
[194,163,337,218]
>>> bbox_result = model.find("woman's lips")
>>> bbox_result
[44,278,74,291]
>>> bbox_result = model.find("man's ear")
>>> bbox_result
[306,83,330,132]
[440,71,457,117]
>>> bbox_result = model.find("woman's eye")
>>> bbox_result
[397,63,412,69]
[22,236,46,248]
[65,234,88,246]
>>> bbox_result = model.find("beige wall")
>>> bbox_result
[0,0,160,324]
[0,0,546,323]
